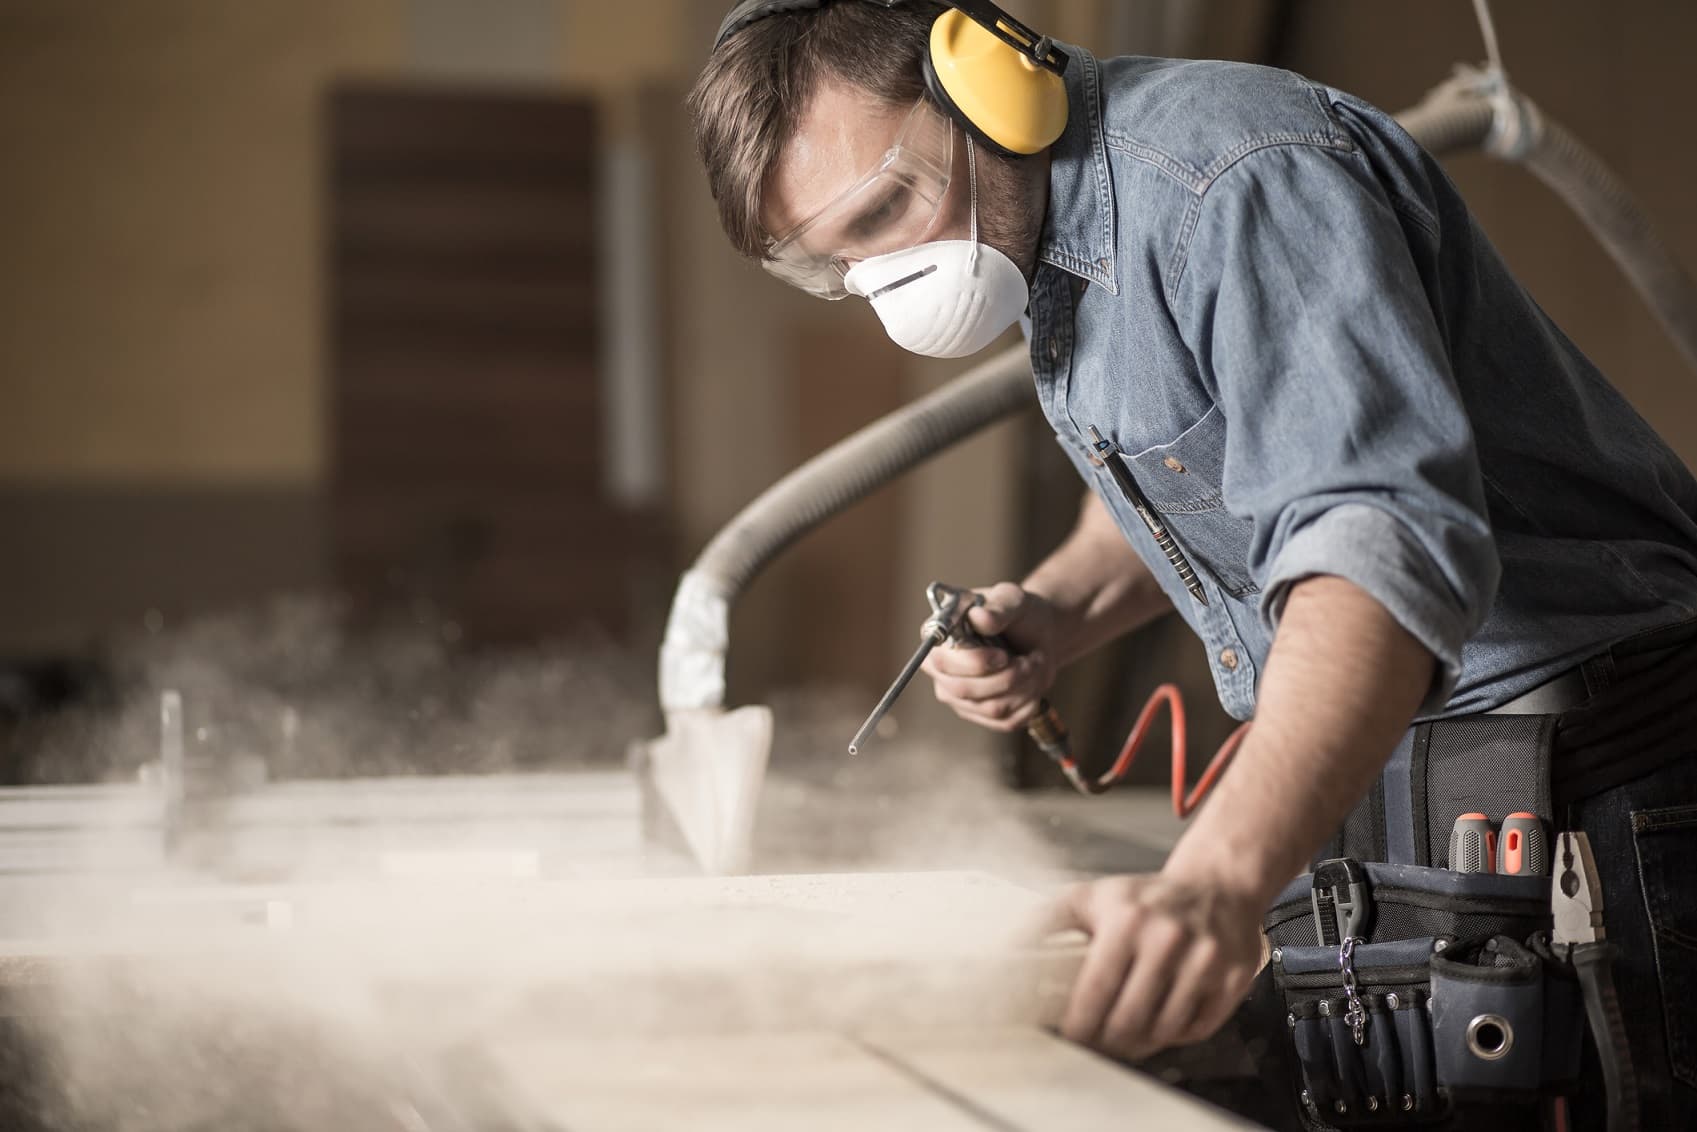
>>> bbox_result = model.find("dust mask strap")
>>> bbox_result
[966,136,982,272]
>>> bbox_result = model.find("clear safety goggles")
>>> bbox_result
[762,98,956,300]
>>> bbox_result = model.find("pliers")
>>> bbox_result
[1551,830,1639,1132]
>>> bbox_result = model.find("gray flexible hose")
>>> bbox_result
[1397,74,1697,373]
[698,344,1031,596]
[1397,94,1492,156]
[658,344,1033,711]
[1523,115,1697,373]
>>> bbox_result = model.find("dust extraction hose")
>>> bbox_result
[658,345,1033,712]
[1399,69,1697,374]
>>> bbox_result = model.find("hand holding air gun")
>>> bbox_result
[920,581,1062,733]
[849,582,1073,771]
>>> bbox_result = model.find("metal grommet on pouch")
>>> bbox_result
[1465,1013,1515,1061]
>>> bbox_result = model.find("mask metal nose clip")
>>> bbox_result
[864,264,940,301]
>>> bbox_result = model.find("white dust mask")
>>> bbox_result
[842,137,1028,359]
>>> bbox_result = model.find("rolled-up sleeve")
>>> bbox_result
[1172,141,1500,711]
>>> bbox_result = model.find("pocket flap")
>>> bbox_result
[1121,405,1230,512]
[1278,937,1438,976]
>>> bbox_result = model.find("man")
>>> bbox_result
[690,1,1697,1123]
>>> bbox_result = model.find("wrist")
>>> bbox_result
[1011,581,1079,657]
[1161,825,1300,912]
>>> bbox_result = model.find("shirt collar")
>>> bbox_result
[1035,46,1119,296]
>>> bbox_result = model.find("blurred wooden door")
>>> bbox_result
[779,326,906,697]
[328,85,660,643]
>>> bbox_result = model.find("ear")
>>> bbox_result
[920,53,1025,160]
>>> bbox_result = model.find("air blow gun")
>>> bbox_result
[848,582,1076,777]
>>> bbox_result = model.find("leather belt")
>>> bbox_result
[1484,666,1592,716]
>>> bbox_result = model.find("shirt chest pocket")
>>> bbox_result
[1104,407,1261,600]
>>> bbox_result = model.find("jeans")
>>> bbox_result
[1566,753,1697,1129]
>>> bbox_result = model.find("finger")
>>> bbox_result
[1100,917,1189,1059]
[953,694,1043,728]
[930,677,1027,722]
[929,664,1026,705]
[1175,961,1258,1047]
[954,707,1034,734]
[923,645,1009,679]
[1060,902,1141,1045]
[950,692,1038,736]
[967,582,1025,637]
[1027,881,1090,943]
[1144,935,1221,1053]
[1028,877,1135,942]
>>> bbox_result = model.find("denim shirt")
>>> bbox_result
[1029,48,1697,720]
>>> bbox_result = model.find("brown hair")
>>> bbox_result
[686,1,948,260]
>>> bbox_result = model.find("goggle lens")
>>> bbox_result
[762,99,954,299]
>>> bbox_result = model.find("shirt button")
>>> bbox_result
[1163,456,1187,474]
[1047,336,1060,362]
[1219,648,1240,671]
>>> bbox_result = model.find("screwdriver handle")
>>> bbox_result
[1498,812,1550,876]
[1449,813,1498,874]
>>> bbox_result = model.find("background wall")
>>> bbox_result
[2,2,1694,772]
[1264,0,1697,464]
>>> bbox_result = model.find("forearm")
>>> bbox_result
[1163,575,1436,906]
[1022,492,1170,666]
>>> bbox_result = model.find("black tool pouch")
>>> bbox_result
[1265,863,1584,1129]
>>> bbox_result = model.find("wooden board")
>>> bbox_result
[0,871,1263,1129]
[478,1027,1256,1131]
[483,1032,989,1132]
[861,1028,1257,1130]
[0,873,1068,1033]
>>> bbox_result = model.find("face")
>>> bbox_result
[762,76,1048,290]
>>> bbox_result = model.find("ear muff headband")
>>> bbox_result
[714,0,906,50]
[713,0,1068,157]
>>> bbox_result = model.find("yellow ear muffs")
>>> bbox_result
[921,6,1068,157]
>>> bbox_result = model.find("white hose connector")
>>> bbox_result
[1451,63,1543,162]
[658,569,733,713]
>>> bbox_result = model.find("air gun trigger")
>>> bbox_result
[926,582,989,649]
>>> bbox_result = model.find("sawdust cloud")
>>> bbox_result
[8,594,655,787]
[5,597,1083,1130]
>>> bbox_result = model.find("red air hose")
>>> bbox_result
[1053,683,1251,818]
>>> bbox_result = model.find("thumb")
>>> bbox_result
[967,582,1026,637]
[1026,881,1097,944]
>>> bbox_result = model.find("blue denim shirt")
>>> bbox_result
[1029,49,1697,720]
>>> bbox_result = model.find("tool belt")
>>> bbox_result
[1256,619,1697,1129]
[1261,864,1582,1128]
